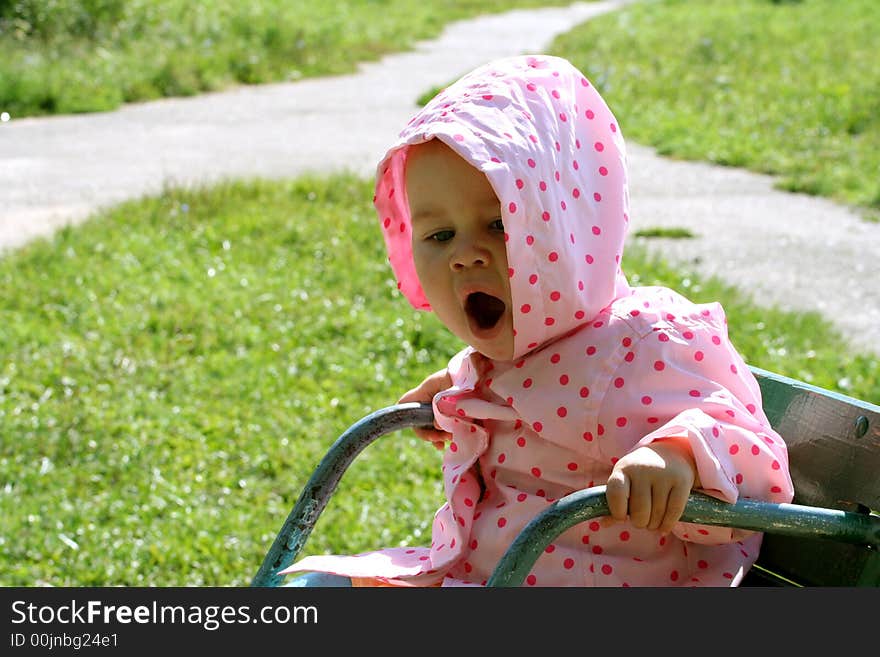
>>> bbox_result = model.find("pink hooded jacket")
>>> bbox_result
[281,55,794,586]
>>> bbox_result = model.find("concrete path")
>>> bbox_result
[1,0,877,356]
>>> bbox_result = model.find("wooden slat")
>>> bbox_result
[749,367,880,586]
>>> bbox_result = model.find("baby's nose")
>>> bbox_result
[452,242,489,270]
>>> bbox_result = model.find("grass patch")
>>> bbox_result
[1,175,876,585]
[550,0,880,213]
[0,0,578,118]
[632,227,695,239]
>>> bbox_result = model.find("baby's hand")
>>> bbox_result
[605,437,700,534]
[398,368,453,450]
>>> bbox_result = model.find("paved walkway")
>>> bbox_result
[1,0,878,356]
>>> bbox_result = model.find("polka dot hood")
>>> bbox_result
[374,54,630,360]
[282,55,794,587]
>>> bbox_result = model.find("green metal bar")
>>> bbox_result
[250,403,435,587]
[486,485,880,587]
[252,401,880,587]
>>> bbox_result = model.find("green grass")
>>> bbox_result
[549,0,880,213]
[1,176,877,585]
[632,227,694,239]
[0,0,577,118]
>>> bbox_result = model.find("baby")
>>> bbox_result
[282,54,794,587]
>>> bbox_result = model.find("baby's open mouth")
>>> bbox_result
[465,292,506,331]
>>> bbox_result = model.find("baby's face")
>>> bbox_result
[406,140,514,361]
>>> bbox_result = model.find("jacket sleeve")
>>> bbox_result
[596,308,794,545]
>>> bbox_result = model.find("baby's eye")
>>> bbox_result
[489,218,504,232]
[429,229,455,242]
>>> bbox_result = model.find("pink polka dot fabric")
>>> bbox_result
[281,55,794,587]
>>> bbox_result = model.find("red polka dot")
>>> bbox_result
[772,460,781,470]
[549,251,559,262]
[616,417,627,427]
[541,211,550,222]
[771,485,782,493]
[582,431,593,441]
[592,545,603,555]
[545,317,555,326]
[517,436,526,447]
[591,225,601,235]
[751,445,760,456]
[531,467,542,477]
[641,395,652,405]
[550,291,561,301]
[712,336,722,345]
[729,444,739,455]
[508,202,517,213]
[586,346,597,356]
[695,351,704,361]
[516,179,524,189]
[529,274,538,284]
[523,378,533,388]
[619,531,630,541]
[601,564,613,575]
[521,304,531,314]
[497,453,506,464]
[563,558,575,569]
[498,517,507,528]
[557,406,567,418]
[658,333,670,343]
[533,422,543,432]
[567,462,578,471]
[594,142,605,152]
[689,389,701,398]
[579,387,590,398]
[593,192,602,202]
[527,158,536,168]
[526,574,536,585]
[588,521,600,531]
[614,377,625,388]
[545,544,556,553]
[599,166,608,176]
[698,560,709,569]
[654,361,666,371]
[670,570,679,582]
